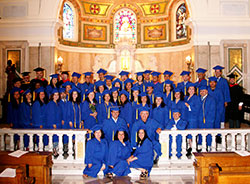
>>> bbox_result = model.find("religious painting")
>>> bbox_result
[228,48,243,84]
[63,3,74,39]
[83,24,107,42]
[7,50,21,73]
[114,8,137,43]
[176,3,187,39]
[144,24,166,41]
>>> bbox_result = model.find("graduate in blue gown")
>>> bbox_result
[146,82,155,104]
[104,75,114,90]
[19,89,33,149]
[119,90,133,130]
[110,87,120,106]
[83,125,109,178]
[112,78,122,91]
[125,78,134,101]
[134,72,146,93]
[81,89,98,130]
[165,109,187,158]
[177,71,191,96]
[151,72,162,93]
[102,107,128,144]
[131,86,141,125]
[161,70,176,92]
[32,87,48,149]
[46,89,63,156]
[195,68,209,95]
[198,85,216,150]
[7,87,21,149]
[213,65,231,123]
[45,74,59,97]
[106,127,132,178]
[62,81,72,101]
[97,90,113,124]
[137,92,152,118]
[119,71,130,90]
[96,68,107,82]
[163,80,175,107]
[131,107,162,162]
[70,72,83,93]
[95,81,106,104]
[128,126,154,179]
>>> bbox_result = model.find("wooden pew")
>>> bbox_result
[0,166,25,184]
[193,152,250,184]
[0,151,53,184]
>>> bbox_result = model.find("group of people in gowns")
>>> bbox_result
[6,64,245,179]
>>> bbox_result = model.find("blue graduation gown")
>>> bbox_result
[131,119,163,157]
[153,82,162,93]
[163,91,174,107]
[107,140,131,176]
[148,93,155,104]
[165,118,187,158]
[97,102,113,124]
[67,101,82,129]
[133,103,152,122]
[58,99,69,144]
[95,92,104,105]
[119,102,133,129]
[130,138,154,174]
[72,83,83,92]
[198,94,216,146]
[82,82,94,93]
[151,106,166,129]
[7,102,20,128]
[168,100,188,121]
[102,117,128,143]
[83,138,109,177]
[134,82,146,93]
[81,101,98,129]
[195,79,209,96]
[131,100,141,127]
[208,87,224,128]
[177,81,191,96]
[32,101,46,128]
[45,85,58,97]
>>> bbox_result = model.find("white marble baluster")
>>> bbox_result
[171,133,177,160]
[9,134,14,151]
[49,134,53,152]
[231,133,236,151]
[38,134,43,151]
[202,134,206,152]
[19,134,24,150]
[191,133,196,159]
[221,133,226,151]
[28,134,33,151]
[58,133,63,160]
[0,134,5,151]
[211,134,216,152]
[68,134,73,160]
[166,132,170,161]
[241,133,245,151]
[182,133,187,160]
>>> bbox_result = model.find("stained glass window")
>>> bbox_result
[63,3,74,39]
[176,3,187,39]
[114,9,136,43]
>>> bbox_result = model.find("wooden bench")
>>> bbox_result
[193,152,250,184]
[0,151,53,184]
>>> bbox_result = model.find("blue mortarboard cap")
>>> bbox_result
[102,90,110,96]
[51,88,59,94]
[119,71,129,76]
[35,87,45,93]
[187,83,196,89]
[86,88,94,95]
[62,81,72,87]
[180,71,191,76]
[50,74,59,79]
[83,72,93,77]
[139,107,150,113]
[69,86,81,94]
[196,68,207,73]
[144,70,152,74]
[174,88,182,93]
[213,65,225,70]
[23,89,31,95]
[72,72,81,78]
[146,82,154,88]
[163,70,173,76]
[155,92,163,98]
[136,72,143,76]
[151,71,161,77]
[164,79,174,85]
[10,87,22,94]
[95,81,105,88]
[124,78,134,85]
[119,90,129,98]
[111,87,119,93]
[97,68,107,74]
[172,108,180,113]
[209,76,217,82]
[116,126,128,133]
[139,92,147,97]
[59,88,65,93]
[91,124,102,132]
[199,85,208,90]
[138,124,147,131]
[110,106,120,111]
[131,86,140,91]
[105,75,114,81]
[112,78,121,86]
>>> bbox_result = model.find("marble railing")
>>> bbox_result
[0,129,249,165]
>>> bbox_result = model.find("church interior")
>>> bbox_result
[0,0,250,183]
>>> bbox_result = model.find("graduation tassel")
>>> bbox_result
[136,109,138,120]
[171,92,173,101]
[129,91,131,101]
[108,107,110,119]
[99,96,101,104]
[112,131,114,141]
[143,85,145,92]
[136,132,137,143]
[8,93,10,102]
[74,122,76,129]
[203,116,205,124]
[184,87,186,96]
[152,94,154,103]
[79,122,82,129]
[67,94,69,101]
[197,88,199,95]
[169,109,171,119]
[33,91,36,101]
[21,96,23,103]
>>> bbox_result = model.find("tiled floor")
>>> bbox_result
[52,175,194,184]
